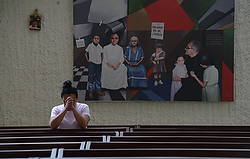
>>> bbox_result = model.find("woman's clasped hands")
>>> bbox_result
[65,96,75,111]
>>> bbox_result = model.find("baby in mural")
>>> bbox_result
[150,43,167,86]
[170,55,188,101]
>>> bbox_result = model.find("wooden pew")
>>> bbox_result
[1,129,249,138]
[0,126,129,132]
[0,126,130,138]
[0,126,49,129]
[122,130,250,137]
[85,141,250,149]
[1,125,250,131]
[0,141,85,150]
[0,130,117,137]
[1,125,250,158]
[2,134,249,144]
[109,135,250,143]
[132,125,250,131]
[57,148,250,158]
[0,135,104,143]
[0,148,57,158]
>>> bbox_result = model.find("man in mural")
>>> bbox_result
[173,40,204,101]
[101,33,128,90]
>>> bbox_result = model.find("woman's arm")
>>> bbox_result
[49,96,74,129]
[71,107,90,129]
[49,108,67,129]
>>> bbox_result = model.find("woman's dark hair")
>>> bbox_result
[200,54,214,66]
[61,80,78,99]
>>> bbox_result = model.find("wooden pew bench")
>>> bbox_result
[1,125,250,158]
[0,141,86,150]
[122,130,250,137]
[57,148,250,158]
[85,141,250,149]
[2,134,250,144]
[1,129,249,138]
[133,125,250,131]
[0,148,57,158]
[0,135,104,143]
[109,135,250,143]
[0,130,117,137]
[0,126,130,133]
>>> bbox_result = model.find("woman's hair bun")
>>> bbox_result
[63,80,72,89]
[61,80,78,99]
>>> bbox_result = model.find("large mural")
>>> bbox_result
[73,0,234,102]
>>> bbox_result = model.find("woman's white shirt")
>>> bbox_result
[50,102,90,129]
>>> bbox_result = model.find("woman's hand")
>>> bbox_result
[65,97,74,111]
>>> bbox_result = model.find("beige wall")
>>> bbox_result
[0,0,249,126]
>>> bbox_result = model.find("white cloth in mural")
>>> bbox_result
[88,0,127,24]
[101,44,128,90]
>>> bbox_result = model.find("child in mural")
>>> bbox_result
[85,34,105,99]
[170,55,188,101]
[150,43,167,86]
[190,54,221,101]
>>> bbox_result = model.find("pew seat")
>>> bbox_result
[0,148,57,158]
[58,148,250,158]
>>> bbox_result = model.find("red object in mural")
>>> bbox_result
[222,61,234,101]
[145,0,194,30]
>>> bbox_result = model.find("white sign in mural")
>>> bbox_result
[151,22,164,40]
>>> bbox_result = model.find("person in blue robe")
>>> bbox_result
[124,36,147,88]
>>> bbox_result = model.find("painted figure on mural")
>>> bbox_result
[173,40,205,101]
[170,55,188,101]
[190,54,221,101]
[85,34,105,99]
[124,36,147,88]
[101,33,128,90]
[150,43,167,86]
